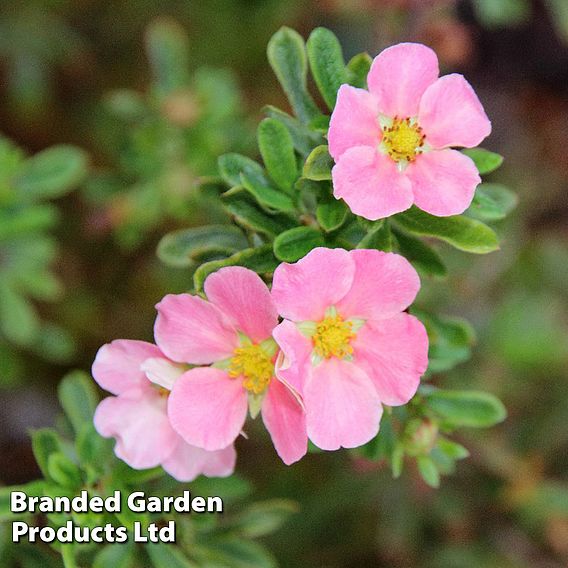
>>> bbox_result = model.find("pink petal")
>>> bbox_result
[336,250,420,321]
[368,43,439,118]
[168,367,248,451]
[332,146,413,220]
[261,378,307,465]
[304,358,382,450]
[418,74,491,149]
[154,294,237,364]
[141,357,185,391]
[272,247,355,322]
[328,84,381,161]
[406,149,480,216]
[204,266,278,343]
[162,437,237,481]
[353,313,428,406]
[94,389,177,469]
[92,340,162,396]
[273,320,312,397]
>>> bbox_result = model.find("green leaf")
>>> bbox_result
[346,52,372,88]
[93,542,135,568]
[31,323,77,364]
[0,480,43,521]
[232,499,299,538]
[222,188,297,237]
[47,453,82,489]
[197,538,276,568]
[58,371,99,434]
[467,183,517,221]
[240,172,296,213]
[303,145,333,181]
[14,146,88,201]
[462,148,504,174]
[306,27,347,109]
[157,225,248,267]
[76,423,112,471]
[267,27,320,123]
[31,429,64,480]
[392,227,447,277]
[218,153,269,188]
[194,245,279,291]
[424,389,507,428]
[394,206,499,254]
[273,226,324,261]
[145,18,190,98]
[412,309,475,373]
[263,106,324,156]
[360,412,395,461]
[357,220,393,251]
[437,437,470,460]
[316,196,348,232]
[0,205,59,241]
[147,542,197,568]
[257,118,298,193]
[417,455,440,488]
[0,279,39,346]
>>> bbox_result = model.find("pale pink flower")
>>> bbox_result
[328,42,491,219]
[272,248,429,451]
[156,267,307,465]
[92,339,236,481]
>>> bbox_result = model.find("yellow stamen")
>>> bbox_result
[382,117,425,163]
[313,314,356,359]
[229,344,273,395]
[157,386,170,398]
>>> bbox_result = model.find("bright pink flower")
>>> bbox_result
[328,42,491,219]
[92,339,236,481]
[156,267,307,465]
[272,248,428,451]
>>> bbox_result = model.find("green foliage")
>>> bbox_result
[462,148,504,175]
[273,227,325,261]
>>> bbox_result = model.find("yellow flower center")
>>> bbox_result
[229,344,273,395]
[382,117,425,163]
[312,314,356,359]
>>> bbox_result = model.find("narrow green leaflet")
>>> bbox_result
[417,455,440,488]
[392,227,447,277]
[193,245,279,291]
[273,226,325,261]
[13,146,88,201]
[394,206,499,254]
[157,225,248,267]
[93,542,135,568]
[303,145,333,181]
[306,27,347,109]
[58,371,99,434]
[0,205,59,241]
[357,220,393,251]
[316,196,348,232]
[145,18,190,98]
[263,106,323,156]
[218,153,269,188]
[346,53,372,88]
[222,188,297,236]
[30,429,65,480]
[47,453,82,489]
[462,148,504,174]
[231,499,299,538]
[197,538,276,568]
[424,389,507,428]
[467,183,518,221]
[257,118,297,193]
[413,309,475,373]
[147,543,197,568]
[0,279,39,346]
[240,172,295,213]
[267,27,320,124]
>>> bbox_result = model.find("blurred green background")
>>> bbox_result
[1,0,567,566]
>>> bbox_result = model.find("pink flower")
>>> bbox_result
[271,248,429,451]
[92,339,236,481]
[328,42,491,219]
[156,267,307,465]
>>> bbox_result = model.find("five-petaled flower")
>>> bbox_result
[92,339,236,481]
[156,266,308,465]
[271,248,429,451]
[328,42,491,219]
